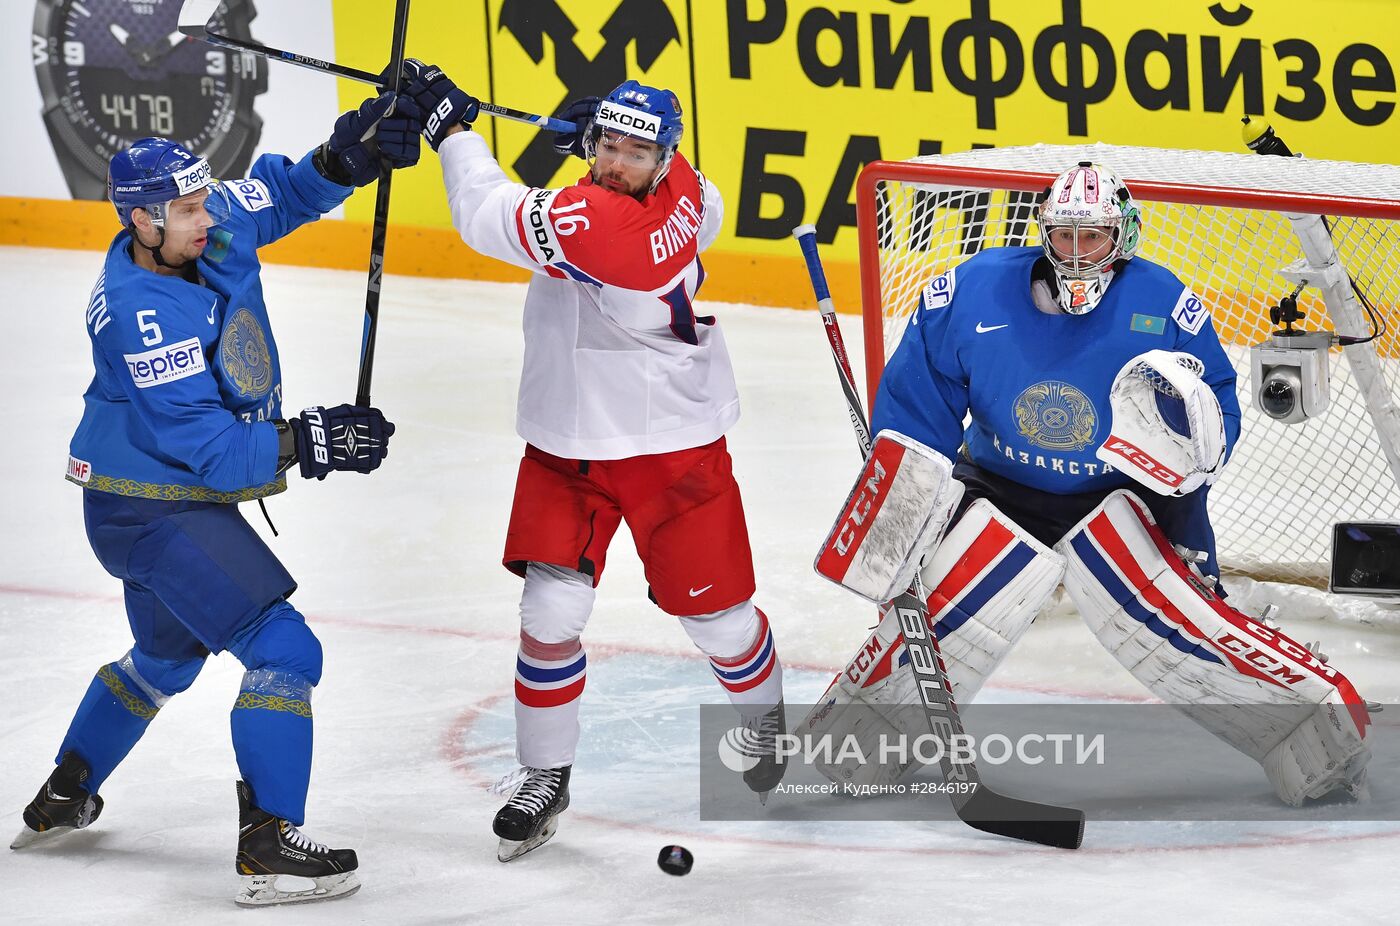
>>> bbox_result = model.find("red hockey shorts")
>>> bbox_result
[503,437,757,617]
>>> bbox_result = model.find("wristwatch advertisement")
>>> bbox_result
[33,0,268,200]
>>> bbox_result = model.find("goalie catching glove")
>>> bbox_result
[1096,349,1227,497]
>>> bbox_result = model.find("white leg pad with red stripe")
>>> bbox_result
[801,499,1064,787]
[1057,490,1372,805]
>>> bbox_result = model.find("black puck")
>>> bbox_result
[657,844,693,876]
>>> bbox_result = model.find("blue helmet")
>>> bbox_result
[586,81,684,191]
[108,137,229,228]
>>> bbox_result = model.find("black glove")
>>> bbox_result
[398,59,480,150]
[288,405,395,480]
[317,92,421,187]
[552,96,601,159]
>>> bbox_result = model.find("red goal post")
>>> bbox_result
[854,144,1400,589]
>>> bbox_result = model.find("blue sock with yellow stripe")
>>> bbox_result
[56,658,163,792]
[230,668,315,825]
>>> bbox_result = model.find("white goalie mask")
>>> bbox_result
[1036,161,1142,315]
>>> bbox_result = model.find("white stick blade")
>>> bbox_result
[178,0,221,36]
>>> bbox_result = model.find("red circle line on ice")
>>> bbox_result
[6,582,1397,856]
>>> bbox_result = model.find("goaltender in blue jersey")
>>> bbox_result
[874,173,1241,572]
[876,246,1242,480]
[811,162,1372,811]
[14,90,422,907]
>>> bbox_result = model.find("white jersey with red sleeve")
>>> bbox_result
[437,128,736,460]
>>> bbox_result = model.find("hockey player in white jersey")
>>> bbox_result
[808,162,1373,806]
[397,62,787,860]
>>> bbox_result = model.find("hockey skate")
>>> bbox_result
[234,780,359,906]
[743,701,788,803]
[10,752,104,850]
[492,765,570,862]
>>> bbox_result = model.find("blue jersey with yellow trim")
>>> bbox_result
[872,247,1241,496]
[67,151,351,502]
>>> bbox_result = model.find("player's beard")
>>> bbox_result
[592,164,647,199]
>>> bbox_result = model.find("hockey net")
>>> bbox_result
[856,143,1400,592]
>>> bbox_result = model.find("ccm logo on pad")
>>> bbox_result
[1100,436,1182,487]
[124,337,205,388]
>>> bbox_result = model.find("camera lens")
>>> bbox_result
[1260,371,1299,420]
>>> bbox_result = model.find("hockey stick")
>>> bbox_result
[791,225,1085,850]
[177,0,572,133]
[353,0,411,406]
[793,225,871,456]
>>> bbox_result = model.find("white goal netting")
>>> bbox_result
[859,143,1400,588]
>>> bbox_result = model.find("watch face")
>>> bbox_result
[34,0,267,194]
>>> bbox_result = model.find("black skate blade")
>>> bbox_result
[234,871,361,906]
[497,815,559,862]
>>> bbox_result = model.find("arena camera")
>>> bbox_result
[1250,332,1332,424]
[1249,289,1333,424]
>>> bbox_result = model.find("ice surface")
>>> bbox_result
[2,247,1398,924]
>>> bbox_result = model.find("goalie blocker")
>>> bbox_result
[814,430,963,604]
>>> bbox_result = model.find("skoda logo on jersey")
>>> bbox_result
[221,308,273,398]
[1013,381,1098,451]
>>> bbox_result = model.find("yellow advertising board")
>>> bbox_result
[697,0,1399,264]
[325,0,1397,307]
[7,2,1393,309]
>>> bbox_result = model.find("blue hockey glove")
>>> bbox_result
[398,59,479,150]
[553,96,601,159]
[320,92,421,188]
[289,405,395,480]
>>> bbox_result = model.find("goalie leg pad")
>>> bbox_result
[1057,489,1372,805]
[802,499,1064,787]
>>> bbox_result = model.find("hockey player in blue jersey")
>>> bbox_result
[10,93,418,905]
[807,162,1373,806]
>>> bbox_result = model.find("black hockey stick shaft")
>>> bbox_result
[177,1,572,133]
[354,0,411,407]
[791,226,1084,850]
